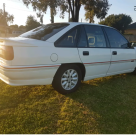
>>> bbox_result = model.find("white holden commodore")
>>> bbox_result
[0,22,136,94]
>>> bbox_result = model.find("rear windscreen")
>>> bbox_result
[19,23,69,41]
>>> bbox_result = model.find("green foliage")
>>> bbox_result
[84,0,111,23]
[18,25,26,30]
[0,9,14,26]
[99,14,133,33]
[1,74,136,133]
[22,0,111,23]
[9,24,18,29]
[26,15,41,31]
[60,0,111,22]
[8,25,26,33]
[22,0,62,23]
[8,25,19,34]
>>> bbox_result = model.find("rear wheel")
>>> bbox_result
[52,64,82,94]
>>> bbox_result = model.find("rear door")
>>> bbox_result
[103,27,135,75]
[77,25,111,81]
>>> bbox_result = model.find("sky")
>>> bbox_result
[0,0,136,26]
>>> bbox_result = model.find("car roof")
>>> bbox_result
[50,22,113,29]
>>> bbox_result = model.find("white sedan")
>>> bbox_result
[0,22,136,94]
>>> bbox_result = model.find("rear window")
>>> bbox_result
[19,23,69,41]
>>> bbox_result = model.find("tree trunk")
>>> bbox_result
[74,6,80,22]
[68,6,70,22]
[50,7,54,23]
[68,0,81,22]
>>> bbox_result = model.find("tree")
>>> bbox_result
[22,0,110,23]
[9,24,18,29]
[84,0,111,23]
[9,25,26,31]
[60,0,111,22]
[22,0,62,23]
[19,25,26,30]
[60,0,81,22]
[26,15,41,31]
[99,14,133,33]
[69,18,73,22]
[0,9,14,26]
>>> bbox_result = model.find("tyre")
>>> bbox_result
[132,68,136,75]
[52,64,82,95]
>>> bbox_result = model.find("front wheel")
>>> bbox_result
[132,68,136,75]
[52,65,82,94]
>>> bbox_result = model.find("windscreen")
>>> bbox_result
[19,23,69,41]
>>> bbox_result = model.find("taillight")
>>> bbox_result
[0,46,14,60]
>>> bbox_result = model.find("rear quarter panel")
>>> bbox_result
[12,42,81,66]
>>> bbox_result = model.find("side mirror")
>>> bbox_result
[132,42,136,47]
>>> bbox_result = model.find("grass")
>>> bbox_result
[0,73,136,134]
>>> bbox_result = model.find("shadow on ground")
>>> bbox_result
[67,73,136,134]
[0,74,136,134]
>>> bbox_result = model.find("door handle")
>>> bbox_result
[112,51,117,55]
[83,51,89,56]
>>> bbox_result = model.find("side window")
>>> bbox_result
[104,27,128,48]
[84,25,107,48]
[78,26,87,47]
[55,27,78,47]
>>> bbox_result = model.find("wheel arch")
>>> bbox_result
[52,63,86,85]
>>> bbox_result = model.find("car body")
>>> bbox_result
[0,22,136,94]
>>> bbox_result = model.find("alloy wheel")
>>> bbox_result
[61,69,78,90]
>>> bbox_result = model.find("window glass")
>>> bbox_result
[19,23,69,41]
[55,27,78,47]
[78,26,87,47]
[84,25,107,48]
[104,27,128,48]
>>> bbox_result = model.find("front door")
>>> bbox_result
[77,25,111,81]
[103,27,136,75]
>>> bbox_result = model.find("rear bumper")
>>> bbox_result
[0,64,60,86]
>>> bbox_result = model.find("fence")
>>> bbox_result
[124,35,136,42]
